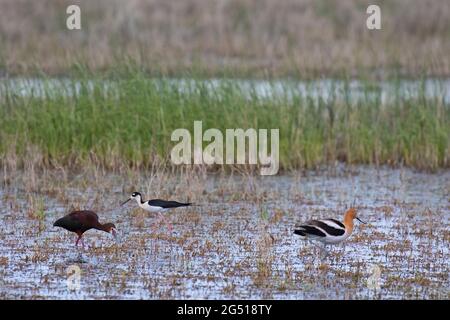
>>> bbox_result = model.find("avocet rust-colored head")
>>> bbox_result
[344,208,366,224]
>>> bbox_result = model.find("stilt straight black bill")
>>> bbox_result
[356,217,366,224]
[121,198,131,206]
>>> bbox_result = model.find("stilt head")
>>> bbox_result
[130,192,141,200]
[121,191,141,206]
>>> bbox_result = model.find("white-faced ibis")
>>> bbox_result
[294,208,366,256]
[53,210,118,248]
[121,191,191,231]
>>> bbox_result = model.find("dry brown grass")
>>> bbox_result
[0,0,449,77]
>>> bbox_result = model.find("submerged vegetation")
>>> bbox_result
[0,72,449,172]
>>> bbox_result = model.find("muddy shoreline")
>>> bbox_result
[0,166,448,299]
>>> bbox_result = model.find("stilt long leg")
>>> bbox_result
[164,215,173,232]
[151,213,163,232]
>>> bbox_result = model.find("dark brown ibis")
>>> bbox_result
[53,210,118,247]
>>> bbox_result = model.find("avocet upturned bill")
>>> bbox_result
[294,208,366,256]
[121,192,192,231]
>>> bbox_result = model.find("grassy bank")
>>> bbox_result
[0,72,449,172]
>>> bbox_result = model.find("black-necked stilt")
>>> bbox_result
[121,192,192,231]
[53,210,118,249]
[294,208,366,256]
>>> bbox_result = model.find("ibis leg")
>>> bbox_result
[75,235,81,247]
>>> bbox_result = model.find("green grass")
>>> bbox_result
[0,71,449,171]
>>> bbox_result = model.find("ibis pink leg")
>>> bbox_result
[75,235,81,247]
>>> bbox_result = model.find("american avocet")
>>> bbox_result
[294,208,365,256]
[121,192,191,231]
[53,210,118,248]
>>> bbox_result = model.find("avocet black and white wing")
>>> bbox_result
[294,218,347,243]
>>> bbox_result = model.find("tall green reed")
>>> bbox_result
[0,71,448,171]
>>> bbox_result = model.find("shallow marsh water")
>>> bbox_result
[0,166,448,299]
[2,77,450,103]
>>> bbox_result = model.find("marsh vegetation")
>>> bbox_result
[0,74,449,172]
[0,166,448,299]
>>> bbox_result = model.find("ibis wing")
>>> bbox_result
[54,214,84,232]
[69,210,99,220]
[69,210,100,228]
